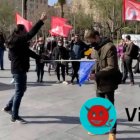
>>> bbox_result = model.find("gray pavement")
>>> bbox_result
[0,52,140,140]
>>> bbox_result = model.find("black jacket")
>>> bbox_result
[69,40,89,59]
[0,34,5,50]
[47,40,57,52]
[8,20,44,74]
[53,46,69,60]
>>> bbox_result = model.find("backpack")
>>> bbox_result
[130,44,139,59]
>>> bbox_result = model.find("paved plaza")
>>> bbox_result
[0,52,140,140]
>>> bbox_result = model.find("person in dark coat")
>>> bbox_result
[63,37,70,75]
[35,37,48,82]
[85,30,119,140]
[122,35,135,85]
[0,32,6,70]
[69,34,89,84]
[2,12,47,123]
[52,39,69,84]
[46,36,57,74]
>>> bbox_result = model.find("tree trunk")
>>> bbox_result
[22,0,27,19]
[61,4,64,18]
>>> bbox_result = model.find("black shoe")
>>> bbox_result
[11,116,27,124]
[1,68,4,70]
[2,107,12,115]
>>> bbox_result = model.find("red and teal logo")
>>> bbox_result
[80,97,117,135]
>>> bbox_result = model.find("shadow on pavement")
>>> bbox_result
[0,82,52,91]
[118,119,140,127]
[117,130,140,134]
[27,82,52,87]
[0,83,14,91]
[120,82,140,85]
[118,138,140,140]
[22,116,80,124]
[0,76,12,78]
[134,76,140,79]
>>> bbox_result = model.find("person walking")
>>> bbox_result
[0,32,6,70]
[63,37,70,75]
[2,12,47,123]
[52,39,69,84]
[46,36,57,75]
[117,39,125,73]
[69,34,89,84]
[85,30,120,140]
[122,35,136,85]
[35,37,47,82]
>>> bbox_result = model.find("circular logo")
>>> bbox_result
[80,97,117,135]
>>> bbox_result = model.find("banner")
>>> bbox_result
[51,16,67,29]
[78,61,96,86]
[62,24,73,37]
[123,0,140,21]
[50,16,72,37]
[49,30,58,36]
[16,13,33,32]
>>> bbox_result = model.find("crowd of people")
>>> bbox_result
[1,26,139,87]
[1,33,139,87]
[117,35,140,86]
[31,33,89,84]
[0,12,140,140]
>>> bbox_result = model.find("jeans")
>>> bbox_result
[56,63,66,81]
[0,48,4,69]
[71,62,80,83]
[96,91,117,134]
[118,58,124,73]
[122,58,134,83]
[6,73,27,119]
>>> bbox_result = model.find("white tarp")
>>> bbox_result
[122,34,140,47]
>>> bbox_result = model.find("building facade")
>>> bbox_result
[71,0,100,22]
[1,0,48,21]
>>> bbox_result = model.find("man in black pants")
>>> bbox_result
[69,34,88,84]
[53,39,69,84]
[2,12,47,123]
[85,30,119,140]
[122,35,135,85]
[35,37,46,82]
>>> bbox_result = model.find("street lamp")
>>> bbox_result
[22,0,27,19]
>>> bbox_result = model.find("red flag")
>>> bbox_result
[51,16,67,29]
[50,16,72,37]
[123,0,140,21]
[51,24,72,37]
[49,30,58,36]
[62,24,73,37]
[16,13,33,32]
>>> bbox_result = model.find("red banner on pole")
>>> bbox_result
[123,0,140,21]
[16,13,33,32]
[62,24,73,37]
[51,16,67,29]
[50,16,72,37]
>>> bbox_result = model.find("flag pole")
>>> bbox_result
[43,59,96,62]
